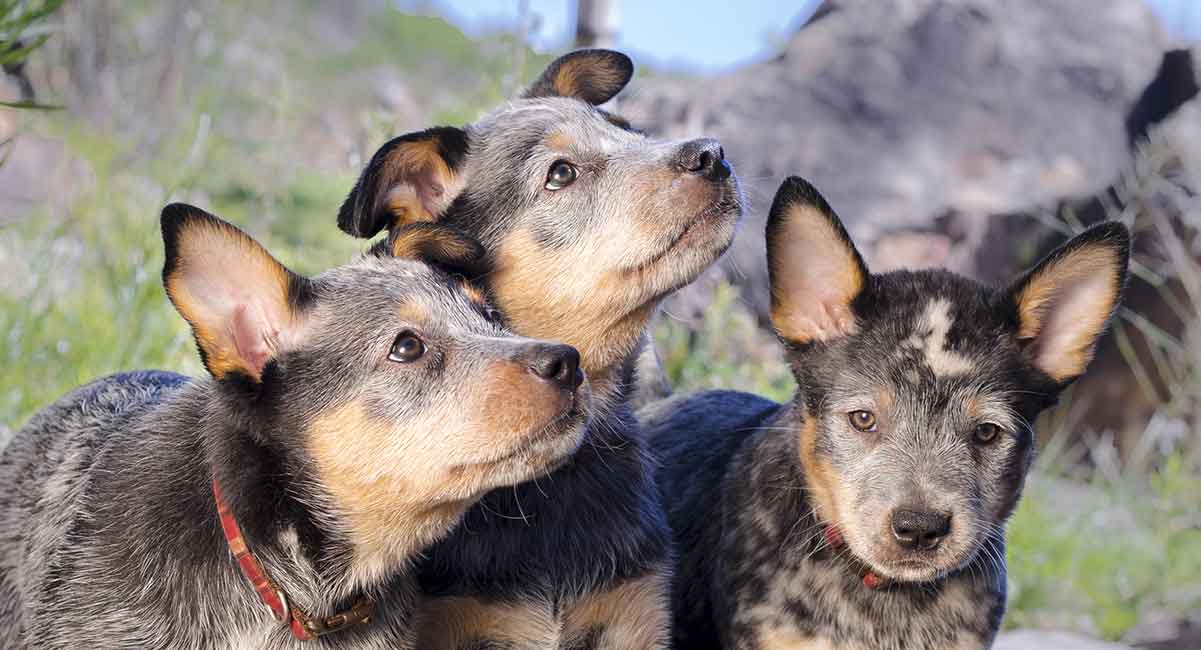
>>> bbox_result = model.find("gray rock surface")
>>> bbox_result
[618,0,1183,324]
[996,630,1130,650]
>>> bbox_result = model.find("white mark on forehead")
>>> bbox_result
[904,298,974,377]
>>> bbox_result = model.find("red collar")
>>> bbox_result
[213,479,375,640]
[823,526,890,590]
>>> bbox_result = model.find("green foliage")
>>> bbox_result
[0,0,63,110]
[1006,458,1201,639]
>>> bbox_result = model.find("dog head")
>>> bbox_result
[162,205,590,568]
[337,49,743,387]
[765,177,1129,583]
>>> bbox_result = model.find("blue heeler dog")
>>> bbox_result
[337,49,742,648]
[0,206,591,648]
[644,176,1130,649]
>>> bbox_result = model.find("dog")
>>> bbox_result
[0,206,590,648]
[643,176,1130,649]
[336,49,743,648]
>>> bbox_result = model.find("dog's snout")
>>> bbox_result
[526,343,583,391]
[674,138,730,180]
[890,508,951,551]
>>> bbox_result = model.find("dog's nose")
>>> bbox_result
[674,138,730,180]
[890,508,951,551]
[527,343,583,391]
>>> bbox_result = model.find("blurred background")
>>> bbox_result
[0,1,1198,648]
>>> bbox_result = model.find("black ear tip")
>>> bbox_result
[1081,221,1132,259]
[769,176,829,221]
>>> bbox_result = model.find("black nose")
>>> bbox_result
[527,344,583,391]
[674,137,730,180]
[890,508,952,551]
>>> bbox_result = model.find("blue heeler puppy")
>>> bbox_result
[338,49,742,648]
[0,207,591,648]
[644,177,1130,649]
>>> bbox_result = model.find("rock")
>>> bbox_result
[996,630,1130,650]
[618,0,1186,326]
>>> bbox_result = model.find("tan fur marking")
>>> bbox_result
[798,416,840,528]
[380,139,463,227]
[770,203,863,344]
[755,625,857,649]
[417,597,560,649]
[390,226,476,265]
[459,280,487,306]
[479,359,568,437]
[165,219,296,381]
[1015,245,1121,382]
[490,229,656,406]
[563,569,671,649]
[545,130,574,152]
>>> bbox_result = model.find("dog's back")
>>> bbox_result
[0,370,191,645]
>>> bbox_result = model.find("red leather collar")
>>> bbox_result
[213,479,375,640]
[823,525,890,590]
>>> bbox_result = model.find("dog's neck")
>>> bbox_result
[200,390,433,615]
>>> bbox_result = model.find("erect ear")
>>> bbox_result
[383,222,487,278]
[523,49,633,105]
[1005,221,1130,384]
[766,176,870,345]
[161,204,310,382]
[337,126,469,239]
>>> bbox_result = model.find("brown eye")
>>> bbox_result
[389,331,425,363]
[848,410,877,432]
[973,423,1001,445]
[545,160,578,190]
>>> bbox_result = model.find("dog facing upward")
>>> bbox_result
[0,207,590,648]
[644,177,1130,649]
[338,49,742,648]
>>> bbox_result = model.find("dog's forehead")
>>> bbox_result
[827,272,1022,404]
[313,257,485,329]
[472,97,640,151]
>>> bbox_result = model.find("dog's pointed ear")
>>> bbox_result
[1005,222,1130,384]
[383,222,487,278]
[337,126,469,239]
[162,203,310,382]
[766,176,870,345]
[523,49,633,105]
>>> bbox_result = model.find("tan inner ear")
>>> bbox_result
[551,56,623,100]
[381,140,464,227]
[165,220,296,381]
[1015,245,1122,382]
[769,203,865,344]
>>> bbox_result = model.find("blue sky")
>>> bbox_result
[414,0,1201,72]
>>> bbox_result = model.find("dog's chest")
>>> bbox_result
[724,554,993,650]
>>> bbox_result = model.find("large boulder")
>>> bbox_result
[619,0,1184,324]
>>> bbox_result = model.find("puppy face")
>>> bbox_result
[162,206,590,554]
[766,178,1129,582]
[338,50,743,377]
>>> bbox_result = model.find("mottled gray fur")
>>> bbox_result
[0,209,589,649]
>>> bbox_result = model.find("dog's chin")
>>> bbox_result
[629,199,740,294]
[477,408,589,487]
[858,539,978,584]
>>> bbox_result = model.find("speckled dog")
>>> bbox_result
[0,206,590,649]
[338,49,742,649]
[644,177,1130,650]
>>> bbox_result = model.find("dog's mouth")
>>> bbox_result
[628,188,742,278]
[455,400,589,474]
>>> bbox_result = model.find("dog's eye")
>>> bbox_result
[972,422,1001,445]
[389,330,426,363]
[848,410,877,432]
[545,160,578,190]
